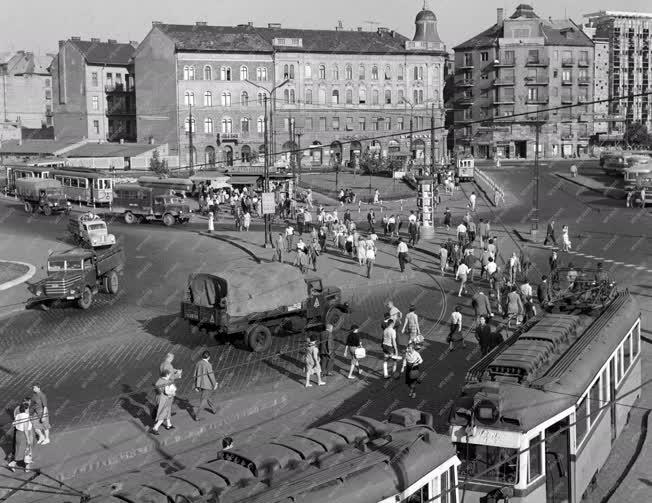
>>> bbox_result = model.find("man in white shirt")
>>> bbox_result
[520,280,533,300]
[448,306,464,351]
[365,239,376,279]
[285,224,295,251]
[382,319,399,378]
[456,222,467,245]
[396,238,409,273]
[469,191,477,211]
[455,262,470,297]
[408,211,417,224]
[485,257,498,290]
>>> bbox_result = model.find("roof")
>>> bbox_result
[416,8,437,22]
[0,139,79,155]
[67,39,135,66]
[64,143,158,158]
[156,23,429,55]
[0,52,52,75]
[510,4,539,19]
[584,11,652,20]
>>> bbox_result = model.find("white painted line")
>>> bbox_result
[603,259,614,263]
[584,255,595,259]
[635,266,647,270]
[613,261,625,265]
[0,260,36,291]
[624,264,637,268]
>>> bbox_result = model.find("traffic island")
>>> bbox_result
[0,260,35,290]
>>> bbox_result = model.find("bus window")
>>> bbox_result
[63,177,70,186]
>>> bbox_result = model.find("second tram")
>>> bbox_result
[51,168,114,205]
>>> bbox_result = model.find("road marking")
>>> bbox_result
[624,264,637,268]
[603,259,614,263]
[636,266,647,270]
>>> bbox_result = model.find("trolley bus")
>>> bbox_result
[449,292,641,503]
[83,408,460,503]
[51,168,114,205]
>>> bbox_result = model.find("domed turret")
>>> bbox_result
[413,7,443,43]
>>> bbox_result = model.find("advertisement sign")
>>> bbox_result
[261,192,276,215]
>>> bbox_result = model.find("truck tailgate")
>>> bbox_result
[181,302,219,324]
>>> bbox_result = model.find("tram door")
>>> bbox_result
[545,417,571,503]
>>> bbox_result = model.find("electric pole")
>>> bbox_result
[188,103,194,170]
[533,118,540,236]
[296,131,303,182]
[263,95,270,247]
[430,103,436,175]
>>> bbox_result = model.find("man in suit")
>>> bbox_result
[471,290,493,324]
[544,219,557,246]
[193,351,217,421]
[475,316,492,356]
[319,324,335,376]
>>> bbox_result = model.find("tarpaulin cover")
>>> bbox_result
[188,263,307,317]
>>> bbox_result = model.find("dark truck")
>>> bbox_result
[112,184,191,226]
[180,263,350,352]
[15,178,70,215]
[29,243,125,309]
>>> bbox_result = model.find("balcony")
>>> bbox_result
[495,58,515,67]
[525,57,549,67]
[494,97,516,105]
[561,97,574,104]
[217,132,240,143]
[525,77,549,85]
[561,79,573,86]
[105,83,135,93]
[561,132,574,140]
[578,77,591,86]
[578,59,590,67]
[561,58,574,67]
[106,106,135,116]
[459,61,474,70]
[458,79,475,87]
[457,97,475,106]
[525,97,549,104]
[523,112,550,121]
[493,77,515,86]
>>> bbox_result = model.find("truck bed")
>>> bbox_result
[95,242,125,275]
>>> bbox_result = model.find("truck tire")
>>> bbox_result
[124,212,136,224]
[247,324,272,353]
[24,201,33,213]
[162,213,175,227]
[42,205,53,216]
[325,306,347,331]
[103,270,119,295]
[77,287,93,310]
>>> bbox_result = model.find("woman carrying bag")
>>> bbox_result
[8,402,33,471]
[150,369,176,435]
[401,344,424,399]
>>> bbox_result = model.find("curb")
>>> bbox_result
[198,231,262,263]
[0,260,36,291]
[554,172,626,200]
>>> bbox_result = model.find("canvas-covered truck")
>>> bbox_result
[112,184,192,226]
[67,212,116,248]
[15,178,70,215]
[180,263,350,352]
[28,243,125,310]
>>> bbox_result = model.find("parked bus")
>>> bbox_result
[449,293,641,503]
[51,168,114,205]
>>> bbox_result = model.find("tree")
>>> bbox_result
[149,149,170,177]
[624,122,652,148]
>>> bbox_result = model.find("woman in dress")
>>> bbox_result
[402,304,423,349]
[8,402,33,471]
[443,207,452,231]
[304,338,325,387]
[151,370,176,435]
[344,325,364,379]
[562,225,571,251]
[506,286,524,329]
[401,344,424,399]
[357,234,367,266]
[207,212,214,233]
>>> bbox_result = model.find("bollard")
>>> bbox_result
[78,196,82,208]
[400,199,403,211]
[358,200,361,213]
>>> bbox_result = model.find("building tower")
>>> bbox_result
[413,5,443,44]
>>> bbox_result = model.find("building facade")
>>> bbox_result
[584,11,652,138]
[50,38,137,143]
[135,8,447,168]
[453,4,595,160]
[0,51,53,129]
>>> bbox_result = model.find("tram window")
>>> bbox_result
[623,334,632,371]
[70,178,79,188]
[528,434,542,482]
[405,482,429,503]
[617,347,623,382]
[589,380,600,426]
[633,323,640,358]
[601,369,609,405]
[576,396,588,444]
[456,443,518,484]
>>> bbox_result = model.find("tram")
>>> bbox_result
[2,162,65,192]
[51,168,114,205]
[449,292,641,503]
[86,408,460,503]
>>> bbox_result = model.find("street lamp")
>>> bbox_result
[244,78,290,247]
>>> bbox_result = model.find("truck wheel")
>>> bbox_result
[124,212,136,224]
[162,213,175,226]
[77,287,93,310]
[325,306,347,331]
[24,201,33,213]
[42,205,53,216]
[103,271,119,294]
[247,324,272,353]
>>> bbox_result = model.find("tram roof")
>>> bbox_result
[460,293,639,431]
[51,168,113,178]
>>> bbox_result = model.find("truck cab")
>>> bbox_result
[152,195,191,225]
[68,213,116,248]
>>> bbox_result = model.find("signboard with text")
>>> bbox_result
[261,192,276,215]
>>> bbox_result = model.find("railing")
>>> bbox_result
[458,79,475,87]
[495,58,515,67]
[578,77,591,85]
[561,96,573,104]
[493,77,515,86]
[217,133,240,142]
[562,58,574,67]
[525,57,549,67]
[578,59,590,67]
[561,133,574,140]
[525,77,549,85]
[525,97,549,104]
[474,167,506,207]
[494,97,516,104]
[104,83,134,93]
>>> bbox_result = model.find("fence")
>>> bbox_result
[473,168,506,207]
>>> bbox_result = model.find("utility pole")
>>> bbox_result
[430,103,436,175]
[188,103,194,170]
[296,131,303,182]
[289,115,295,179]
[532,118,540,236]
[263,95,270,247]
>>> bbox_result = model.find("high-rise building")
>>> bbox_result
[453,4,595,160]
[0,51,53,129]
[584,11,652,138]
[50,38,138,143]
[134,8,448,168]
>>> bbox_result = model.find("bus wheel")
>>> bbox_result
[77,287,93,310]
[42,205,53,216]
[124,212,136,224]
[162,213,175,227]
[24,201,33,213]
[247,324,272,353]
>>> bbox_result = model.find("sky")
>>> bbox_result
[3,0,652,56]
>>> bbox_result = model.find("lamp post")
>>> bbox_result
[245,78,289,247]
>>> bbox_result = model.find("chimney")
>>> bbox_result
[497,8,504,26]
[58,40,66,48]
[268,23,281,29]
[248,21,253,27]
[107,39,117,44]
[357,27,363,32]
[130,40,139,47]
[71,36,81,41]
[377,27,389,35]
[91,38,100,42]
[195,21,207,26]
[152,21,162,26]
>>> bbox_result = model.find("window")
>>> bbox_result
[633,322,640,358]
[289,65,295,79]
[384,65,391,80]
[240,91,248,106]
[204,91,213,107]
[345,88,353,104]
[405,482,430,503]
[562,69,572,83]
[306,89,313,104]
[345,65,352,80]
[261,67,267,80]
[384,89,392,104]
[527,50,539,64]
[397,117,404,130]
[221,91,231,107]
[359,87,366,104]
[463,108,472,120]
[106,72,113,86]
[456,443,519,484]
[576,396,588,444]
[183,66,190,80]
[319,117,326,131]
[345,116,353,130]
[257,91,266,106]
[318,88,326,104]
[527,88,538,101]
[358,117,366,130]
[184,117,195,132]
[398,89,404,103]
[290,89,295,104]
[221,118,233,133]
[464,53,473,66]
[371,89,379,105]
[204,118,213,133]
[188,66,195,80]
[184,91,195,106]
[332,66,339,80]
[283,64,289,78]
[257,116,265,134]
[418,89,424,104]
[240,65,248,81]
[562,50,572,65]
[481,51,489,61]
[528,434,542,482]
[385,117,391,130]
[371,66,378,80]
[91,72,98,87]
[579,68,589,82]
[319,65,326,79]
[241,118,250,133]
[332,90,340,105]
[398,64,404,81]
[579,50,589,65]
[359,64,365,80]
[204,65,212,80]
[92,120,100,134]
[92,96,99,110]
[305,64,312,79]
[589,379,601,426]
[221,67,232,81]
[284,89,290,104]
[372,118,379,131]
[578,87,589,101]
[503,50,515,64]
[561,87,572,103]
[332,117,340,131]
